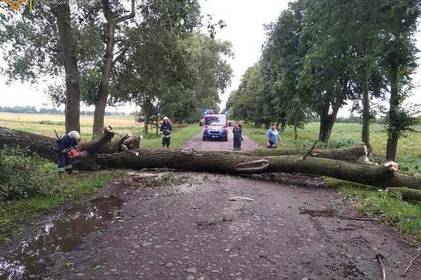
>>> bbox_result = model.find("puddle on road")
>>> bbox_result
[0,196,123,280]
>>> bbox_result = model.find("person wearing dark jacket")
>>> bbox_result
[232,123,243,151]
[160,117,173,148]
[55,130,80,173]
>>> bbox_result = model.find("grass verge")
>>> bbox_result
[325,177,421,243]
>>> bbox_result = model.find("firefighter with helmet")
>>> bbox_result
[55,130,81,173]
[160,117,173,148]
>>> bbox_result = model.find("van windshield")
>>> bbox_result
[205,116,226,126]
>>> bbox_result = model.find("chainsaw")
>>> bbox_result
[67,148,81,159]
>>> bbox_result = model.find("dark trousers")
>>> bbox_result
[233,135,242,150]
[162,137,171,148]
[56,152,71,171]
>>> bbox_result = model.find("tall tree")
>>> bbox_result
[53,1,81,133]
[92,0,135,138]
[0,1,81,132]
[226,62,264,125]
[261,0,309,132]
[380,0,420,161]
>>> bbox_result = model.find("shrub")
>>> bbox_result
[0,148,57,200]
[323,138,361,149]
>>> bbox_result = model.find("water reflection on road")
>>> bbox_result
[0,196,123,280]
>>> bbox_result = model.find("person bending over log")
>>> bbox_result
[55,131,86,174]
[266,123,281,149]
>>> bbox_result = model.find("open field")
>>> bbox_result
[0,112,138,139]
[0,112,201,148]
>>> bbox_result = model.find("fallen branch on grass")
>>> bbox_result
[403,248,421,277]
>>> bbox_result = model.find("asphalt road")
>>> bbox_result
[181,128,260,151]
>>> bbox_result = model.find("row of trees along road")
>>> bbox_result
[0,0,232,137]
[226,0,420,161]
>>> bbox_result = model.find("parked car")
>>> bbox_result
[202,114,228,141]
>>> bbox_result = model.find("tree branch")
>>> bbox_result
[116,0,136,24]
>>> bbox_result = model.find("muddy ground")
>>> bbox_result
[1,133,420,280]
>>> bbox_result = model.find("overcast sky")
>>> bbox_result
[0,0,420,116]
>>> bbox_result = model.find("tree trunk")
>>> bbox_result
[294,124,298,140]
[88,149,421,191]
[0,127,139,162]
[92,17,116,138]
[53,1,81,133]
[144,116,150,135]
[386,67,400,161]
[361,59,371,151]
[92,0,135,138]
[319,113,335,143]
[1,127,421,192]
[280,119,286,132]
[243,144,368,162]
[386,187,421,202]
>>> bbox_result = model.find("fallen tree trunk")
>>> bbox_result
[0,127,140,161]
[242,144,368,162]
[1,127,420,192]
[1,127,367,162]
[386,187,421,201]
[88,148,421,190]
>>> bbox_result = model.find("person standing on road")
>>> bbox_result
[266,123,281,148]
[233,122,243,151]
[160,117,173,148]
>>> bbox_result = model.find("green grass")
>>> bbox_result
[326,178,421,242]
[142,124,201,148]
[0,170,127,243]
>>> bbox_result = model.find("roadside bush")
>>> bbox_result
[0,148,57,200]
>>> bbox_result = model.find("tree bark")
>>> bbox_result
[243,144,368,162]
[53,1,81,133]
[386,187,421,202]
[87,149,421,190]
[318,80,347,143]
[386,67,400,161]
[319,112,335,143]
[361,55,371,151]
[92,3,116,139]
